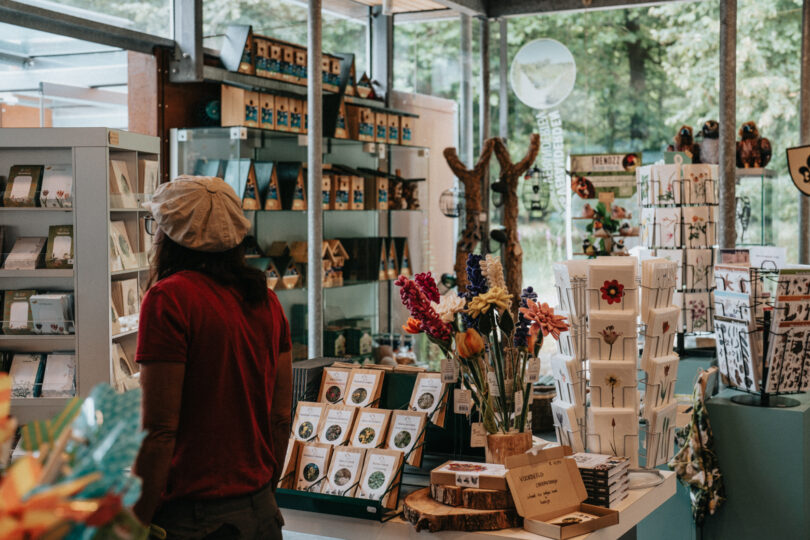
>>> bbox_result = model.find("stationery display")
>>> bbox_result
[4,237,46,270]
[9,353,45,397]
[45,225,74,269]
[356,448,403,508]
[3,165,43,207]
[109,159,138,208]
[40,164,73,208]
[638,163,717,345]
[40,353,76,397]
[30,292,74,334]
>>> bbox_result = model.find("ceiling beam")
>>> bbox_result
[489,0,693,19]
[430,0,486,16]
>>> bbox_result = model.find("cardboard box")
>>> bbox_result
[505,447,619,539]
[255,38,271,78]
[350,176,364,210]
[374,112,388,142]
[346,106,375,142]
[387,115,400,144]
[364,177,389,210]
[431,461,509,491]
[401,116,416,145]
[259,93,275,130]
[275,97,290,132]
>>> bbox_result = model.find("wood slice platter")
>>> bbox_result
[403,488,522,532]
[429,483,515,510]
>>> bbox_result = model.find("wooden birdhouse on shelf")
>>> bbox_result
[268,242,302,290]
[327,239,349,287]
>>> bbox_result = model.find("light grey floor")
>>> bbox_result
[285,532,341,540]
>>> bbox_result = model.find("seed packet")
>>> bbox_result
[408,372,446,426]
[292,401,326,442]
[322,446,365,497]
[317,404,357,446]
[318,367,350,404]
[295,442,332,492]
[344,369,383,407]
[356,448,402,508]
[349,407,391,449]
[386,410,427,466]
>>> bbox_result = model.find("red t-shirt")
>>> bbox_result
[136,270,291,501]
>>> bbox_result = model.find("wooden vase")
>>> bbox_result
[485,432,532,465]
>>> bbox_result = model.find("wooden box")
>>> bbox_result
[401,116,416,145]
[387,114,400,144]
[220,85,258,128]
[259,93,275,130]
[374,112,388,143]
[268,41,284,80]
[350,176,364,210]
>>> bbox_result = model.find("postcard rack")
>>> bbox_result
[277,373,450,521]
[721,268,804,408]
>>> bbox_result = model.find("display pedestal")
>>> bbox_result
[702,388,810,539]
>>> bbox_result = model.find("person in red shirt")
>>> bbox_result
[133,176,292,539]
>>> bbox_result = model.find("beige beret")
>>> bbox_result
[143,176,251,252]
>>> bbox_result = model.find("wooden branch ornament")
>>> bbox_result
[491,134,540,307]
[443,138,497,291]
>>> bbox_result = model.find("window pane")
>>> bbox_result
[16,0,171,38]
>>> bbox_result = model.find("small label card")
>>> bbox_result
[526,358,541,383]
[454,388,472,415]
[470,422,486,447]
[487,371,500,396]
[514,390,524,412]
[442,357,457,383]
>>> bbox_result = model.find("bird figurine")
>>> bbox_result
[611,205,631,220]
[697,120,720,164]
[613,238,627,255]
[667,125,702,163]
[582,203,595,218]
[571,175,595,199]
[736,121,772,168]
[582,238,597,257]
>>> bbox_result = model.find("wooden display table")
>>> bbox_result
[283,470,676,540]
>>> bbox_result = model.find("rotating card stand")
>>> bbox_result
[724,268,802,408]
[586,334,638,363]
[276,385,450,520]
[639,420,678,469]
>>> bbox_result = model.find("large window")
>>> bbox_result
[17,0,172,38]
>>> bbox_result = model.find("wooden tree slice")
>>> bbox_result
[404,488,522,532]
[430,483,515,510]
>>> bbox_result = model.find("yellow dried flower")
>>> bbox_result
[467,287,512,318]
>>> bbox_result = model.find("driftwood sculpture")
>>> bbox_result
[443,138,497,292]
[492,135,540,307]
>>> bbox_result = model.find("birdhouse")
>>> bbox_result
[386,238,398,280]
[375,112,388,143]
[255,38,270,78]
[223,159,261,210]
[350,176,364,210]
[334,100,349,139]
[387,115,400,144]
[394,237,411,277]
[344,57,357,96]
[268,41,283,80]
[280,260,301,289]
[281,45,296,82]
[289,98,304,133]
[355,72,375,99]
[275,97,290,131]
[266,260,280,290]
[347,105,374,142]
[322,165,334,210]
[364,174,388,210]
[327,239,349,287]
[255,161,281,210]
[239,28,254,74]
[277,162,306,210]
[339,237,385,282]
[294,49,307,82]
[259,93,274,130]
[331,175,350,211]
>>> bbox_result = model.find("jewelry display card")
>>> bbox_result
[587,407,638,466]
[589,360,638,410]
[765,321,810,393]
[587,258,638,312]
[683,291,713,333]
[551,399,585,453]
[655,207,682,248]
[654,164,681,205]
[588,311,638,361]
[643,355,679,414]
[681,206,716,249]
[713,290,751,322]
[681,164,718,204]
[715,317,758,392]
[685,249,714,290]
[646,401,678,468]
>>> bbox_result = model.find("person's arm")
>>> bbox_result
[133,362,185,524]
[270,350,293,487]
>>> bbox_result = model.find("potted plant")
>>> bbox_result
[395,254,568,464]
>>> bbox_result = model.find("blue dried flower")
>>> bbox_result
[465,254,488,297]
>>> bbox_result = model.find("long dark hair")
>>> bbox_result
[148,231,268,308]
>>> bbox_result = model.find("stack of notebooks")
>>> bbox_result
[573,453,630,509]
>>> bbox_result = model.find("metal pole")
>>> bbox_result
[800,0,810,263]
[718,0,737,249]
[479,17,491,255]
[498,18,508,139]
[307,0,323,358]
[460,13,473,166]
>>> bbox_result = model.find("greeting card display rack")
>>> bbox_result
[718,267,804,408]
[638,163,718,355]
[277,370,450,521]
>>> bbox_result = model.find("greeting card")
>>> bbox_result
[715,317,758,392]
[643,355,679,414]
[655,249,683,289]
[682,206,715,249]
[589,360,638,410]
[550,353,584,407]
[636,165,653,206]
[587,407,638,466]
[686,249,714,290]
[551,399,584,453]
[587,258,638,312]
[683,292,713,333]
[588,311,638,361]
[681,164,718,204]
[640,208,656,249]
[714,265,751,293]
[654,164,681,204]
[765,322,810,393]
[646,401,677,467]
[655,207,681,248]
[713,290,751,322]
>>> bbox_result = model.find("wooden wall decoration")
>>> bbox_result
[442,138,496,292]
[492,135,540,307]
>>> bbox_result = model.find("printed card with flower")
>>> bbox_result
[551,353,585,408]
[654,249,683,289]
[641,258,678,324]
[714,264,751,293]
[589,360,638,410]
[636,165,653,206]
[643,306,679,362]
[681,164,718,204]
[655,207,682,248]
[682,206,716,249]
[643,355,679,415]
[715,317,758,392]
[553,262,588,322]
[684,292,713,333]
[640,208,656,248]
[646,401,678,467]
[686,249,714,290]
[653,164,681,204]
[587,259,638,312]
[588,311,638,361]
[551,399,585,453]
[587,407,638,466]
[713,290,752,322]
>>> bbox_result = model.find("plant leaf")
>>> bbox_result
[478,311,493,334]
[498,309,515,336]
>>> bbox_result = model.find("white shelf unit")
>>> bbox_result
[0,128,159,424]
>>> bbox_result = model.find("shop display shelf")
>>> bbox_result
[274,280,390,295]
[0,269,74,278]
[0,334,76,353]
[109,207,147,213]
[0,207,72,212]
[111,267,149,277]
[112,328,138,340]
[275,489,397,522]
[11,396,75,424]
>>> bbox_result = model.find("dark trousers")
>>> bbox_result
[152,484,284,540]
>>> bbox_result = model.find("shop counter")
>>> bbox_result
[283,470,675,540]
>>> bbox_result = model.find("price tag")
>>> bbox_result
[487,371,500,397]
[441,357,458,383]
[526,358,541,383]
[454,388,472,415]
[470,422,487,447]
[514,390,524,412]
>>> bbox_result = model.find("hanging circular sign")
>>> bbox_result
[510,39,576,110]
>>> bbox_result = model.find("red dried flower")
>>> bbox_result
[600,280,624,305]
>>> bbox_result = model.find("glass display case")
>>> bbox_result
[735,168,775,247]
[170,126,428,361]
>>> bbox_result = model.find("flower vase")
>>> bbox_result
[485,432,533,465]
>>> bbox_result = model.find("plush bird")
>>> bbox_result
[611,205,630,220]
[582,203,595,218]
[697,120,720,165]
[667,125,701,163]
[736,121,772,168]
[582,238,597,257]
[613,238,627,254]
